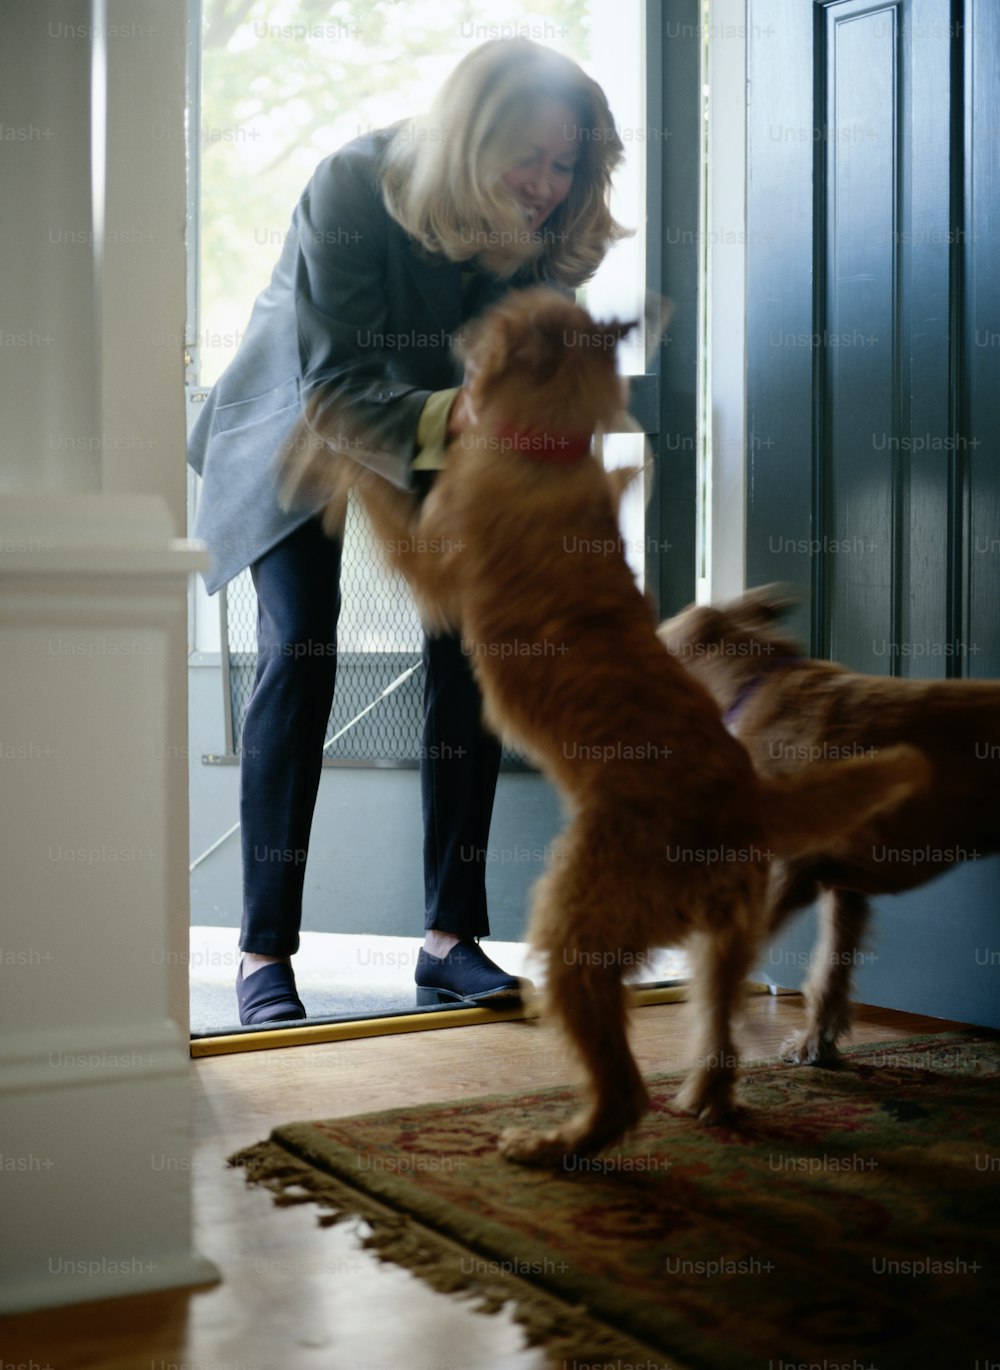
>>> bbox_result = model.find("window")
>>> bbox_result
[186,0,647,749]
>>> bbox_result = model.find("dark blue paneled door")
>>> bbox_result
[745,0,999,1025]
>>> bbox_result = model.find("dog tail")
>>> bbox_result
[276,406,354,537]
[761,744,930,859]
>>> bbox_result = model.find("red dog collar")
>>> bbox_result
[492,424,594,464]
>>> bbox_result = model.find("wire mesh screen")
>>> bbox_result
[222,495,524,767]
[223,495,423,763]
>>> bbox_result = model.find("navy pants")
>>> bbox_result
[239,517,501,955]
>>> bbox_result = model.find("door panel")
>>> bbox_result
[747,0,982,677]
[900,0,954,666]
[966,0,1000,677]
[824,1,900,672]
[746,0,999,1026]
[745,2,816,631]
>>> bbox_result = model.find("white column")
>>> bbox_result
[0,0,218,1311]
[0,0,102,492]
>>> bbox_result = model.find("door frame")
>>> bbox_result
[703,0,750,602]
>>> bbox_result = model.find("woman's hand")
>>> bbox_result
[446,385,479,440]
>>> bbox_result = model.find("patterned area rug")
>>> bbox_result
[230,1032,999,1369]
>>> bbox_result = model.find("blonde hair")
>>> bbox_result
[379,39,630,285]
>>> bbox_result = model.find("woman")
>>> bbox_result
[188,38,627,1025]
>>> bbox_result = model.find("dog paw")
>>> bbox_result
[498,1125,574,1167]
[675,1074,736,1124]
[780,1031,842,1067]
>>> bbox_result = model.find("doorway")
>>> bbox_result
[183,0,698,1037]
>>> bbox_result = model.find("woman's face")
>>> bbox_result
[500,98,579,230]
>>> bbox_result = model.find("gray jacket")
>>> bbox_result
[188,128,526,593]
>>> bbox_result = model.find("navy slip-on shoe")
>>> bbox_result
[415,941,530,1007]
[236,961,307,1025]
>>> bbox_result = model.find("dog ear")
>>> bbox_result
[730,583,800,626]
[657,603,726,657]
[541,311,637,370]
[594,319,639,350]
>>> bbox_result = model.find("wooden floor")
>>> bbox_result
[0,994,961,1370]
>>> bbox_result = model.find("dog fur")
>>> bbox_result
[659,587,1000,1064]
[281,289,929,1162]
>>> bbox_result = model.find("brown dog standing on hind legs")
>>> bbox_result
[658,586,1000,1065]
[281,287,929,1164]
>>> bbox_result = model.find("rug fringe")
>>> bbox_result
[228,1138,685,1369]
